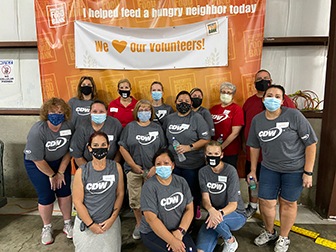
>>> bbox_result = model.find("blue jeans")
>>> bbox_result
[258,165,303,202]
[196,211,246,252]
[24,157,71,205]
[173,166,201,215]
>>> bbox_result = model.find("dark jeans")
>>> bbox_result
[141,231,196,252]
[173,166,201,216]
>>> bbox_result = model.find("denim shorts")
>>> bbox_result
[24,158,71,205]
[258,165,303,202]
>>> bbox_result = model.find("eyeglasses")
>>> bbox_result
[220,91,233,95]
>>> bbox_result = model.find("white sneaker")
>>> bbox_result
[222,236,238,252]
[274,236,290,252]
[63,222,73,239]
[254,229,278,246]
[132,225,141,240]
[41,226,54,245]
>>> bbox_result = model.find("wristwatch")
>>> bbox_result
[220,209,225,216]
[304,170,313,176]
[189,144,194,151]
[178,227,186,236]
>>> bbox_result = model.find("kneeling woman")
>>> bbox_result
[73,132,124,252]
[197,141,246,252]
[140,148,197,252]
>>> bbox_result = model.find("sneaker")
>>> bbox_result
[274,236,290,252]
[63,222,73,239]
[222,236,238,252]
[132,225,141,240]
[195,205,202,220]
[254,229,278,247]
[41,226,54,245]
[245,204,257,219]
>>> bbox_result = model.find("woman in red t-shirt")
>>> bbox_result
[107,79,138,127]
[210,82,244,168]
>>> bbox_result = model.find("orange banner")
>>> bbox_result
[35,0,265,108]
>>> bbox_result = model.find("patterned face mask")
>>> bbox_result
[91,148,108,160]
[137,111,151,122]
[176,102,191,114]
[48,113,65,126]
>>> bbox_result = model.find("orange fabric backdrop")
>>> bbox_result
[35,0,265,108]
[35,0,266,177]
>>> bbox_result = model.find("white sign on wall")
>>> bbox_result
[74,17,228,70]
[0,60,15,84]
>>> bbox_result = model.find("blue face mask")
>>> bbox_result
[137,111,151,122]
[48,113,65,126]
[152,91,163,101]
[91,113,107,124]
[156,166,172,179]
[263,97,282,112]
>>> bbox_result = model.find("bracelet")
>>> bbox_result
[58,171,64,175]
[304,170,313,176]
[49,173,56,178]
[87,221,95,228]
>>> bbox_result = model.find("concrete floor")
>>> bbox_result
[0,199,335,252]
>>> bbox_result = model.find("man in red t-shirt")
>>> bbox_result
[243,69,296,218]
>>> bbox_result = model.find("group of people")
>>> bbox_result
[23,70,317,252]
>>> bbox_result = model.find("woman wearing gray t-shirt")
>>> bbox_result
[140,148,196,251]
[119,99,166,240]
[247,85,317,252]
[68,76,97,129]
[73,132,124,252]
[24,98,74,245]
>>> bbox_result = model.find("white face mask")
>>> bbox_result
[220,94,232,104]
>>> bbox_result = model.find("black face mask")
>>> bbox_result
[91,148,108,160]
[118,90,131,98]
[206,155,221,168]
[191,97,202,109]
[80,86,93,96]
[176,102,191,114]
[255,79,271,91]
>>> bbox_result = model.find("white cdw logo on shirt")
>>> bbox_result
[168,124,190,134]
[258,127,282,142]
[136,131,159,145]
[45,137,67,151]
[160,192,184,211]
[86,175,115,195]
[207,182,226,194]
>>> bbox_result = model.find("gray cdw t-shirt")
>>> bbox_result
[24,121,74,161]
[153,103,174,125]
[163,111,210,169]
[140,175,193,234]
[81,160,119,223]
[70,116,122,161]
[247,107,318,172]
[196,106,215,136]
[199,163,245,216]
[118,121,166,172]
[68,97,93,129]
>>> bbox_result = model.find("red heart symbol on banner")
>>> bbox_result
[112,40,127,53]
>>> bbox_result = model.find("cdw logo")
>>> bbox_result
[258,127,282,142]
[160,192,184,211]
[207,182,226,194]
